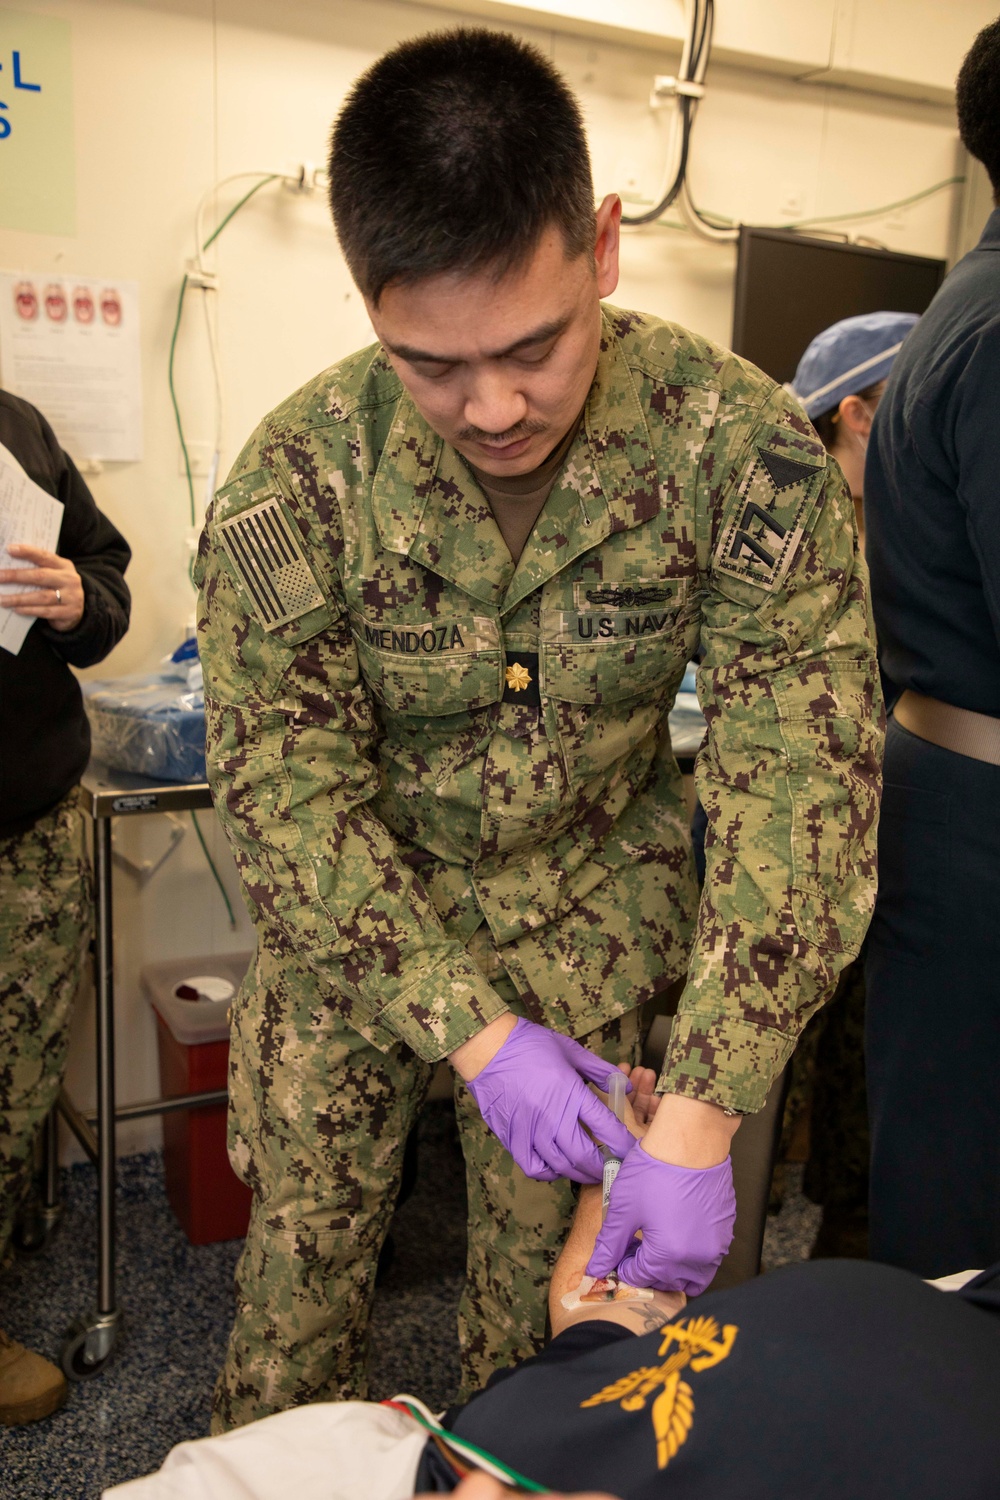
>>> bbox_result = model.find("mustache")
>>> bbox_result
[457,420,548,445]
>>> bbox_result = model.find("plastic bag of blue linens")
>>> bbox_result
[84,637,206,782]
[82,651,705,784]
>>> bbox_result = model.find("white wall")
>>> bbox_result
[0,0,985,1157]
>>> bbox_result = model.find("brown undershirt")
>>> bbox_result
[468,410,584,563]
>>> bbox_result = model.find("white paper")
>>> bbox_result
[0,272,142,462]
[0,438,64,656]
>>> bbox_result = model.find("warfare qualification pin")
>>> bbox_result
[504,662,532,692]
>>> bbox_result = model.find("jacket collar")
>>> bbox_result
[977,205,1000,251]
[369,308,660,612]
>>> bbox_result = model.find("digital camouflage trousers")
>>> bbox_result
[0,791,91,1257]
[212,926,646,1432]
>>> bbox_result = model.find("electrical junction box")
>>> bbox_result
[141,951,254,1245]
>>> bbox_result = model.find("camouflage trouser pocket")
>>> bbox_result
[457,1222,560,1398]
[213,940,434,1430]
[213,1214,379,1432]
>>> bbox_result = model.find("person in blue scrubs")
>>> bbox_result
[792,312,918,556]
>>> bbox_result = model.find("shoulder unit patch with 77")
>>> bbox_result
[713,445,824,594]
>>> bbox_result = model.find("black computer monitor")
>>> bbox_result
[731,227,946,387]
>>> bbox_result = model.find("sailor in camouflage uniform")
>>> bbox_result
[196,30,882,1430]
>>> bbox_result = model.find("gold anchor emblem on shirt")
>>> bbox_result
[504,662,532,692]
[581,1314,738,1470]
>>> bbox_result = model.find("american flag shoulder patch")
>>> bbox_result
[217,497,325,630]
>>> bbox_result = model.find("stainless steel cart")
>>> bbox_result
[27,763,230,1379]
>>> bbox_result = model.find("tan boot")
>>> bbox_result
[0,1329,68,1426]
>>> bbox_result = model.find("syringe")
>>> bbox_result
[601,1069,628,1220]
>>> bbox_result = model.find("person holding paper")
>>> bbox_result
[0,386,131,1427]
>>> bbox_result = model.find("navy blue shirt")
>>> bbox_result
[421,1260,1000,1499]
[866,207,1000,716]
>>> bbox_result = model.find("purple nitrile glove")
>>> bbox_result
[465,1017,636,1184]
[586,1142,736,1296]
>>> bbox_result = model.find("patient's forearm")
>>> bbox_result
[550,1186,605,1308]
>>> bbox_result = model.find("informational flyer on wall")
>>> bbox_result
[0,272,143,462]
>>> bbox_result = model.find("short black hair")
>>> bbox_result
[957,17,1000,193]
[328,28,596,305]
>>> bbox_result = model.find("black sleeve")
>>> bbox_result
[442,1321,633,1428]
[420,1325,635,1493]
[411,1440,460,1494]
[957,1262,1000,1318]
[36,417,132,668]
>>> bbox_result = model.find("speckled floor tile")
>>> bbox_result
[0,1150,241,1499]
[762,1164,823,1270]
[368,1103,468,1411]
[0,1106,468,1498]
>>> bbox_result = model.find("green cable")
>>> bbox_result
[201,173,279,251]
[783,174,965,230]
[169,173,282,531]
[622,174,964,238]
[389,1399,547,1493]
[190,810,237,929]
[168,272,196,527]
[172,176,282,926]
[620,198,688,233]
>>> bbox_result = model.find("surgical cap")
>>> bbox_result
[791,311,919,419]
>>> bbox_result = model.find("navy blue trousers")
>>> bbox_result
[865,719,1000,1276]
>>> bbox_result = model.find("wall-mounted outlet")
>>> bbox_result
[112,814,186,888]
[779,182,805,220]
[185,261,219,292]
[181,441,214,479]
[282,161,324,194]
[615,153,645,206]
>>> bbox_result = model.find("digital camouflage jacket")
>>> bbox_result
[196,307,883,1113]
